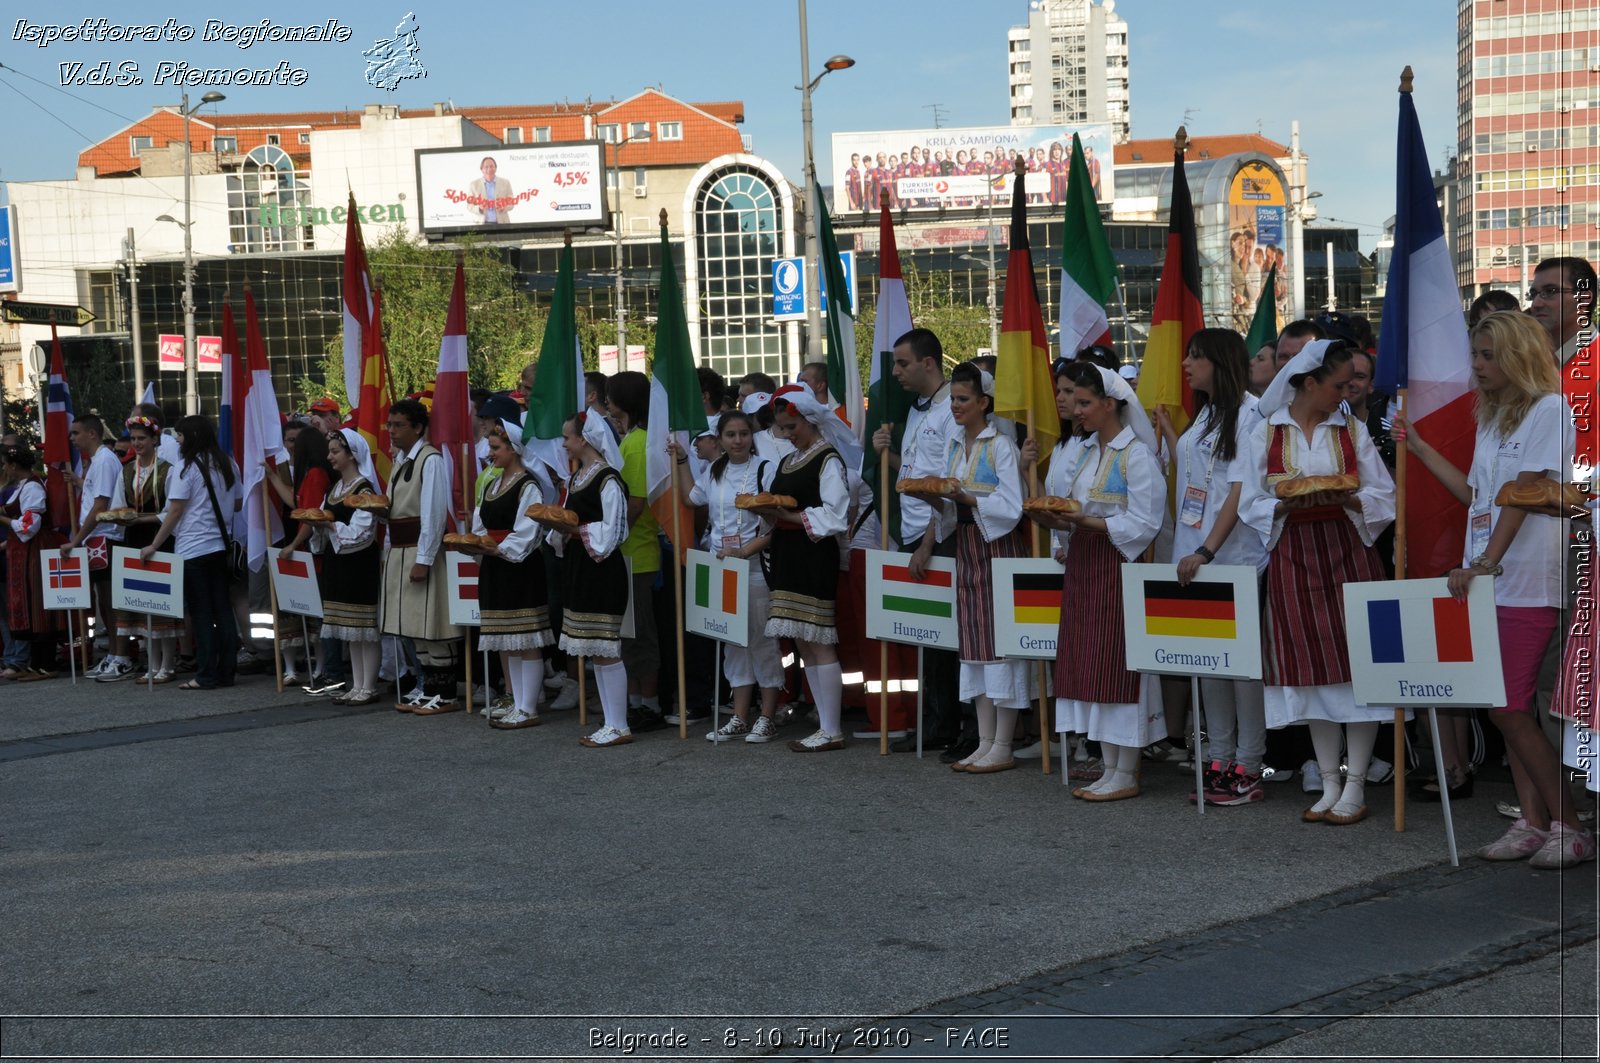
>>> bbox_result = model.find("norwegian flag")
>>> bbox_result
[43,326,80,530]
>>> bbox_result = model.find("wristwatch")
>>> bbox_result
[1194,545,1215,563]
[1469,553,1503,576]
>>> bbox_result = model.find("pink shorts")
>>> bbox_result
[1495,606,1559,713]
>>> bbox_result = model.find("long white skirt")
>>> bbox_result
[1056,674,1166,746]
[1266,683,1410,727]
[960,659,1041,710]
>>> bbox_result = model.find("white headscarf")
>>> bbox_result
[337,428,379,487]
[1260,338,1334,418]
[580,410,623,470]
[1092,364,1157,453]
[498,416,555,503]
[775,389,864,469]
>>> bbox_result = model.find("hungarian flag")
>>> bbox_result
[340,191,371,402]
[43,326,78,529]
[1137,131,1203,437]
[355,283,393,487]
[994,163,1058,459]
[815,189,863,430]
[241,287,289,571]
[860,205,915,541]
[1244,264,1279,357]
[647,215,705,560]
[1375,77,1473,579]
[521,238,584,488]
[218,300,245,460]
[1058,133,1118,358]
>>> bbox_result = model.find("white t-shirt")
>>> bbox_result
[165,460,237,560]
[81,445,127,543]
[1465,392,1575,609]
[1172,395,1267,571]
[689,457,772,551]
[897,385,954,545]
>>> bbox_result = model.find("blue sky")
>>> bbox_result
[0,2,1457,249]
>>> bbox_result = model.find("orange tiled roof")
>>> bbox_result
[1115,134,1290,165]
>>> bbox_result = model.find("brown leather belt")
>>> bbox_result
[388,517,420,547]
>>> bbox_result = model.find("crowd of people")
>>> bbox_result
[1,256,1593,869]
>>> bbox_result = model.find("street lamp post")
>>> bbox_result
[610,132,650,365]
[960,253,1000,356]
[797,0,853,365]
[177,91,224,415]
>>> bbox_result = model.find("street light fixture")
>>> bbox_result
[960,254,1001,356]
[170,90,225,415]
[797,0,854,370]
[609,131,650,365]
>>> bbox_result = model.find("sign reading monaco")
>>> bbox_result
[270,551,323,619]
[831,122,1114,215]
[111,546,185,618]
[416,143,608,235]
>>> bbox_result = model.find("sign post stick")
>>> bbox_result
[879,418,891,756]
[147,618,154,693]
[1191,673,1205,815]
[460,444,474,715]
[482,647,491,714]
[672,469,688,739]
[68,613,79,684]
[300,615,312,679]
[67,481,89,674]
[712,641,722,744]
[578,658,587,728]
[1427,707,1460,867]
[915,646,924,760]
[263,480,284,693]
[1026,406,1050,775]
[1394,387,1409,831]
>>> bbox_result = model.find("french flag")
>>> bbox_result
[241,287,289,571]
[1376,72,1474,579]
[1367,595,1473,664]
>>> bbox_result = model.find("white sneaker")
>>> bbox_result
[544,672,566,691]
[579,725,633,747]
[549,678,580,711]
[1301,760,1323,794]
[1366,755,1395,785]
[402,685,429,706]
[84,656,113,678]
[745,716,779,743]
[486,700,514,722]
[95,658,137,683]
[706,716,750,742]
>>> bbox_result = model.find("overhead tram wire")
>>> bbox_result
[0,60,144,125]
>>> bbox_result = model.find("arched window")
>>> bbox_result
[226,144,314,253]
[694,167,786,379]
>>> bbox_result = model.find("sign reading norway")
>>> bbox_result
[445,552,480,626]
[1342,577,1505,708]
[270,551,323,619]
[990,558,1062,660]
[40,549,90,611]
[684,549,749,647]
[1119,563,1261,680]
[111,547,184,618]
[863,549,959,650]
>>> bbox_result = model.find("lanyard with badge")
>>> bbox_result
[1179,419,1222,529]
[718,460,760,555]
[1471,438,1515,558]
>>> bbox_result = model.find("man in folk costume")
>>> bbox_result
[382,398,462,713]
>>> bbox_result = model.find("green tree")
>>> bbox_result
[853,261,992,384]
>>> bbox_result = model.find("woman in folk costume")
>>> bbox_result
[668,409,786,743]
[473,422,555,730]
[910,362,1034,773]
[540,411,632,747]
[1238,339,1395,827]
[0,445,61,681]
[750,389,858,752]
[1034,362,1166,801]
[315,429,383,706]
[382,398,462,712]
[118,415,182,682]
[1397,311,1592,868]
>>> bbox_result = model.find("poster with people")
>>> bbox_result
[1227,161,1292,333]
[831,123,1113,215]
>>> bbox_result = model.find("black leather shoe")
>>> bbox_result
[940,737,980,764]
[627,707,668,733]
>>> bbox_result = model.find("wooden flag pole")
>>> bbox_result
[67,479,90,673]
[578,657,587,727]
[461,440,474,714]
[263,478,285,693]
[1027,390,1051,776]
[672,455,689,739]
[879,390,892,756]
[1393,385,1409,831]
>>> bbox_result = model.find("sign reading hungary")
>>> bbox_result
[863,548,959,650]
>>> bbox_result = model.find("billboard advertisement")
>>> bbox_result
[0,206,16,292]
[1227,160,1290,335]
[830,123,1113,215]
[416,143,608,235]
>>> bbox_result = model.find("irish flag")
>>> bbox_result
[1058,133,1118,359]
[522,236,584,489]
[1376,72,1473,579]
[815,189,863,430]
[646,214,705,561]
[1137,129,1203,436]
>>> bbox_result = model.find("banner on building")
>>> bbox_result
[416,143,608,235]
[1226,160,1292,334]
[863,548,959,650]
[684,549,750,647]
[1119,563,1261,679]
[40,549,89,611]
[270,551,323,619]
[158,334,222,372]
[0,205,17,293]
[990,558,1062,660]
[1343,577,1505,707]
[111,546,185,619]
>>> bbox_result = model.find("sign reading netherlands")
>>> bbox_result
[111,546,185,618]
[270,551,323,619]
[1342,577,1505,707]
[1119,563,1261,680]
[684,549,750,647]
[40,549,90,610]
[445,551,480,626]
[990,558,1061,660]
[863,548,959,650]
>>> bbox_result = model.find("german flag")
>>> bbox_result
[1011,571,1060,627]
[1143,579,1236,640]
[1135,128,1204,437]
[994,159,1059,460]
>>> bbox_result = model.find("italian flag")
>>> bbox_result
[1244,264,1279,358]
[522,237,585,489]
[860,205,914,539]
[647,215,705,561]
[1058,133,1118,359]
[815,188,863,430]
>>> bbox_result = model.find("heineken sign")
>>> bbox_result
[258,202,406,228]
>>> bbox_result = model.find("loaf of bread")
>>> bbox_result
[735,492,799,510]
[1274,474,1359,499]
[346,492,390,510]
[96,507,140,524]
[1494,478,1589,511]
[524,503,579,528]
[896,476,962,498]
[1022,495,1083,515]
[290,508,334,523]
[442,532,498,551]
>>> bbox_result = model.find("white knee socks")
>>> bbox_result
[1308,719,1345,814]
[519,656,545,713]
[1336,721,1379,814]
[807,662,843,737]
[595,661,629,732]
[1089,741,1141,793]
[351,641,379,693]
[974,702,1019,768]
[961,696,998,766]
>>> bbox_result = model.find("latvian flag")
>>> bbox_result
[123,557,174,596]
[879,562,953,621]
[454,557,479,600]
[692,559,740,616]
[1366,596,1472,664]
[275,556,310,579]
[1143,580,1237,640]
[48,555,83,590]
[1010,571,1060,627]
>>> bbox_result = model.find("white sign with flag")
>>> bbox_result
[270,550,323,618]
[1119,563,1261,680]
[445,551,480,626]
[40,549,90,611]
[863,548,959,649]
[684,549,750,647]
[990,557,1063,660]
[1342,577,1504,707]
[111,546,185,618]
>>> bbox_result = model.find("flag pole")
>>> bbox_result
[461,440,474,715]
[1392,66,1415,834]
[672,444,689,740]
[66,480,90,674]
[1015,157,1051,777]
[263,479,284,694]
[879,348,893,756]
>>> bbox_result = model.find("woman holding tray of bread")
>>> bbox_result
[1238,339,1394,826]
[539,411,633,747]
[1396,312,1592,867]
[1029,362,1166,801]
[668,409,785,743]
[266,426,333,683]
[470,423,554,730]
[312,429,383,706]
[749,389,859,753]
[117,414,182,682]
[910,362,1034,773]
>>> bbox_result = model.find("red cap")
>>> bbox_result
[308,397,340,414]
